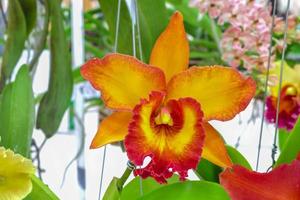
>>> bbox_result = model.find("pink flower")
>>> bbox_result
[221,27,257,50]
[222,47,246,68]
[189,0,210,15]
[274,15,298,33]
[248,31,270,55]
[191,0,281,72]
[218,1,245,26]
[190,0,226,18]
[243,54,274,72]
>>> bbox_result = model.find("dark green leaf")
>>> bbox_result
[121,176,178,200]
[37,0,73,137]
[136,0,168,62]
[24,175,59,200]
[0,65,34,157]
[18,0,37,35]
[0,0,26,88]
[138,181,230,200]
[196,145,251,183]
[274,118,300,167]
[103,177,121,200]
[100,0,133,54]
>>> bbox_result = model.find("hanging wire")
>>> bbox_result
[135,1,143,62]
[131,0,136,57]
[97,1,122,199]
[271,0,291,167]
[255,0,278,171]
[98,146,107,200]
[113,0,122,53]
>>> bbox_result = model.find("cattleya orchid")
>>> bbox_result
[266,62,300,131]
[0,146,36,200]
[220,154,300,200]
[81,12,256,183]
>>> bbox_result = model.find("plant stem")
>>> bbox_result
[117,166,133,191]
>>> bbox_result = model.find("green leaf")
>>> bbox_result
[73,67,84,84]
[121,176,178,200]
[0,65,35,157]
[166,0,183,5]
[18,0,37,35]
[196,145,251,183]
[29,0,50,70]
[138,181,230,200]
[278,129,290,151]
[0,0,27,88]
[196,158,222,182]
[37,0,73,137]
[24,175,59,200]
[226,145,252,170]
[136,0,168,62]
[103,177,121,200]
[100,0,133,55]
[85,41,105,58]
[274,118,300,167]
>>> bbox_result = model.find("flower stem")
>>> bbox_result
[117,165,133,191]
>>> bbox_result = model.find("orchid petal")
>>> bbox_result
[220,158,300,200]
[202,123,233,168]
[149,12,189,82]
[90,112,132,149]
[167,66,256,121]
[81,54,166,110]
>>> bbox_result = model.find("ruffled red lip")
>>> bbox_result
[265,85,300,131]
[124,91,205,183]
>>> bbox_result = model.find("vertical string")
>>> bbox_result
[255,0,277,171]
[98,0,122,199]
[131,0,136,57]
[114,0,122,53]
[135,1,143,62]
[97,146,107,200]
[271,0,291,166]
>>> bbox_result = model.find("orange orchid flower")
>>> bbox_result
[266,62,300,131]
[220,154,300,200]
[81,12,256,183]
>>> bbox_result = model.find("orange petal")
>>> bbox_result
[125,92,205,183]
[81,54,166,110]
[220,159,300,200]
[202,123,233,168]
[90,111,132,149]
[166,66,256,121]
[149,12,189,82]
